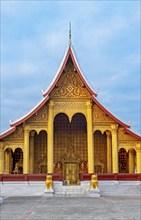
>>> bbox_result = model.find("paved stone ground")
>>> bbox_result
[0,196,141,220]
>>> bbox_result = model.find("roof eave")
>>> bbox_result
[70,47,97,97]
[10,96,49,127]
[0,127,16,140]
[43,46,97,97]
[42,47,70,97]
[125,128,141,140]
[92,96,130,128]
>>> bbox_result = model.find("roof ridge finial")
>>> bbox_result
[69,22,72,47]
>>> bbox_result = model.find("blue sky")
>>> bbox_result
[1,1,140,134]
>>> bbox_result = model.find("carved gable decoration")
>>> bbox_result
[27,105,48,122]
[118,128,138,141]
[4,126,24,140]
[93,105,114,122]
[50,61,91,98]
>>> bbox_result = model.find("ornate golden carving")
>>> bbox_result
[54,102,86,119]
[61,142,80,185]
[5,127,24,140]
[50,64,91,98]
[54,102,86,108]
[94,131,107,173]
[28,105,48,122]
[79,160,88,173]
[54,161,62,173]
[118,128,138,141]
[34,131,47,173]
[93,105,114,122]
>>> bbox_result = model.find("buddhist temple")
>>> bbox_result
[0,28,141,184]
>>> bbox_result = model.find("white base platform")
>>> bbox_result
[0,197,3,204]
[0,181,141,197]
[44,188,54,197]
[89,188,100,197]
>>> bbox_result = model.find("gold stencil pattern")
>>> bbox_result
[34,131,47,173]
[5,127,24,140]
[94,131,107,173]
[93,105,114,122]
[118,128,138,141]
[50,63,91,98]
[28,105,48,122]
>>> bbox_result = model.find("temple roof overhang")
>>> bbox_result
[42,46,97,97]
[0,46,141,141]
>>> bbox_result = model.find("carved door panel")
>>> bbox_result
[64,162,78,184]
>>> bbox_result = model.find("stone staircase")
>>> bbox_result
[53,182,91,197]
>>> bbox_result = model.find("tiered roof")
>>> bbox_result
[0,44,141,140]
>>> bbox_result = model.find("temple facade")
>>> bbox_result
[0,43,141,183]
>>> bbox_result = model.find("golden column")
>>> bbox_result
[106,131,112,173]
[111,124,119,173]
[136,143,141,173]
[0,142,4,174]
[5,149,12,174]
[129,149,135,173]
[47,100,54,173]
[29,131,35,174]
[86,101,94,173]
[23,128,30,174]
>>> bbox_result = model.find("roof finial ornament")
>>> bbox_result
[69,22,72,47]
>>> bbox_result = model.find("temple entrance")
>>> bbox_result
[54,113,87,176]
[61,142,80,185]
[64,163,78,184]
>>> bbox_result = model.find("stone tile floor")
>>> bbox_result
[0,196,141,220]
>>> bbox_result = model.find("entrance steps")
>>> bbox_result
[53,182,92,197]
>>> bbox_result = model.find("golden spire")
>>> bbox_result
[69,22,72,47]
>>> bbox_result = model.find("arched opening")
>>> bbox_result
[34,130,47,173]
[54,113,70,173]
[71,113,87,173]
[118,148,128,173]
[4,147,23,174]
[54,113,87,175]
[94,130,107,173]
[13,148,23,174]
[128,148,136,173]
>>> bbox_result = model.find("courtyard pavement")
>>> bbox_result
[0,196,141,220]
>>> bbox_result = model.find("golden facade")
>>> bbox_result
[0,45,141,181]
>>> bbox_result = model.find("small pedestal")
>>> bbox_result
[89,188,100,197]
[44,188,54,197]
[0,197,3,204]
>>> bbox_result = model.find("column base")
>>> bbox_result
[44,188,54,197]
[89,188,100,197]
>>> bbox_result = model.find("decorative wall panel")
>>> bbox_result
[50,61,91,98]
[54,113,88,173]
[93,105,114,123]
[28,105,48,122]
[94,131,107,173]
[34,131,47,173]
[4,127,24,140]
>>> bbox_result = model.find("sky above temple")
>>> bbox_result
[1,1,140,134]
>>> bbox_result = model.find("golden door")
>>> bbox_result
[64,163,78,184]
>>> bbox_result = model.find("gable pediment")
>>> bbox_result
[50,58,91,98]
[93,104,114,123]
[3,126,24,141]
